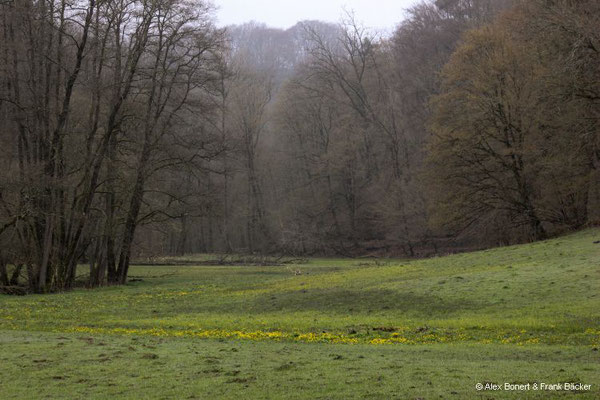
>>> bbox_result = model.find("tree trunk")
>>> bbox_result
[0,259,8,286]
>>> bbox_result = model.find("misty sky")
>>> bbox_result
[214,0,417,31]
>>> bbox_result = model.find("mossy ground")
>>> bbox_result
[1,229,599,398]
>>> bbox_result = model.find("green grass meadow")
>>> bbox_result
[1,229,599,398]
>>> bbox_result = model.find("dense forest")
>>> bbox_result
[0,0,598,292]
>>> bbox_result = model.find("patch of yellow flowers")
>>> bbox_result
[1,319,588,347]
[62,325,562,346]
[66,326,361,344]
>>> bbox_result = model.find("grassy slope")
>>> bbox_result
[1,229,599,398]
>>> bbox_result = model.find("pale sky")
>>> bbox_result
[214,0,417,31]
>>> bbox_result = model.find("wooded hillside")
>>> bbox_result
[0,0,598,291]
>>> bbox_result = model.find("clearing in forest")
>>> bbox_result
[1,229,599,399]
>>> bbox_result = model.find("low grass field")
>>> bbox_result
[1,229,599,399]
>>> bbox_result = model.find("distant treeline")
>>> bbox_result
[0,0,598,291]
